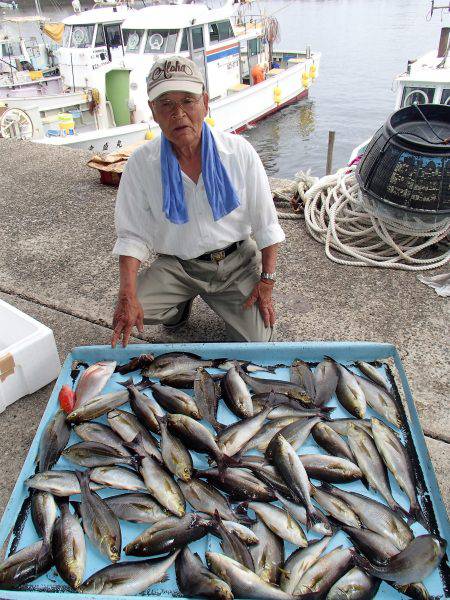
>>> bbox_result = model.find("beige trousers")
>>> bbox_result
[137,238,274,342]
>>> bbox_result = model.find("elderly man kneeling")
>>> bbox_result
[111,56,285,347]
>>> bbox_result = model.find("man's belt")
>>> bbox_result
[196,241,243,262]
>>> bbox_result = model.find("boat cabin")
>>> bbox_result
[121,3,267,123]
[58,5,134,89]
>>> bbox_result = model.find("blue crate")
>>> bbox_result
[0,342,448,599]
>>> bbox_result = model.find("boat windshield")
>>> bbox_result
[70,24,95,48]
[0,41,21,57]
[144,29,179,54]
[124,29,144,53]
[441,89,450,105]
[401,85,436,107]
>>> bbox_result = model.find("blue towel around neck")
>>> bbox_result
[160,122,240,225]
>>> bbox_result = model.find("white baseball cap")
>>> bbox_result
[147,56,205,101]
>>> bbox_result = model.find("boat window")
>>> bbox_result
[208,20,234,44]
[95,25,106,48]
[144,29,178,54]
[104,23,122,48]
[70,25,95,48]
[124,29,144,53]
[191,26,204,50]
[401,86,435,106]
[180,29,188,52]
[441,89,450,105]
[248,37,261,57]
[62,25,71,48]
[1,42,21,57]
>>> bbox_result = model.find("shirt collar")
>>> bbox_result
[208,125,233,156]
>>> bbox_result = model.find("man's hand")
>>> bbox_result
[111,294,144,348]
[243,280,275,327]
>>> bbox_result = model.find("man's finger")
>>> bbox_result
[269,306,276,327]
[259,305,270,328]
[122,324,133,348]
[137,313,144,333]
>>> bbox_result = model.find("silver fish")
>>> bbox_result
[89,466,146,492]
[341,524,400,562]
[355,360,389,389]
[142,352,224,378]
[265,416,322,460]
[353,535,447,585]
[0,540,53,589]
[326,566,380,600]
[123,380,164,433]
[217,406,273,456]
[176,546,234,600]
[252,393,320,413]
[318,484,413,550]
[160,371,223,389]
[371,417,422,521]
[147,381,202,419]
[74,360,116,408]
[25,470,103,496]
[76,470,121,563]
[314,358,339,406]
[66,389,129,423]
[355,373,401,427]
[250,518,284,585]
[274,491,332,536]
[299,454,362,483]
[104,492,169,523]
[157,415,193,482]
[238,367,314,404]
[79,550,180,595]
[124,513,208,556]
[280,536,331,594]
[178,478,239,521]
[295,546,353,596]
[347,423,404,513]
[166,413,235,474]
[290,359,315,398]
[222,364,254,418]
[37,409,71,472]
[31,490,57,548]
[62,441,135,468]
[206,552,296,600]
[199,467,275,502]
[107,409,161,461]
[246,501,307,547]
[334,361,366,418]
[266,405,332,420]
[242,417,302,453]
[209,511,254,570]
[136,452,185,517]
[326,419,372,436]
[310,484,361,528]
[195,367,224,431]
[312,422,355,462]
[52,502,86,589]
[269,434,323,530]
[222,520,259,545]
[74,422,131,457]
[242,461,295,500]
[218,360,276,373]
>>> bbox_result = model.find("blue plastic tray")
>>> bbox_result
[0,342,448,599]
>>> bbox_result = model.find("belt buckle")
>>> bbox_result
[211,250,225,263]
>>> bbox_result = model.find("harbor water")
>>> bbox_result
[6,0,447,177]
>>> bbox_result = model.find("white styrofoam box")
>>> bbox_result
[0,299,61,412]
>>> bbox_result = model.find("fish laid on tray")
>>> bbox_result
[0,352,446,599]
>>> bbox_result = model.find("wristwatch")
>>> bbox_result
[261,271,276,282]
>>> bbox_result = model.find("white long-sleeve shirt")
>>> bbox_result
[113,128,285,261]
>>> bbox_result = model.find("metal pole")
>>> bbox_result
[326,130,335,175]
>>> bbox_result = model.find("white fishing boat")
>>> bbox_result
[350,26,449,162]
[1,0,320,151]
[0,3,135,139]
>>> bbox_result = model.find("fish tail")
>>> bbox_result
[410,503,428,529]
[135,376,153,390]
[349,548,373,573]
[212,419,226,433]
[211,357,230,368]
[74,469,91,492]
[319,406,335,416]
[117,377,134,389]
[306,505,323,531]
[217,453,240,480]
[234,503,254,526]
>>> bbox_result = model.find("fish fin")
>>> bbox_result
[317,482,334,494]
[159,573,170,584]
[217,453,241,480]
[212,420,226,433]
[319,406,335,414]
[306,506,323,531]
[74,469,90,490]
[135,376,153,391]
[211,357,231,368]
[410,504,429,529]
[70,500,82,518]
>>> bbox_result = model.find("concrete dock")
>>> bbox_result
[0,137,448,516]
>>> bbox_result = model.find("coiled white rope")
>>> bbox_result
[295,165,450,271]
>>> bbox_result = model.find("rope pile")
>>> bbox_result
[289,165,450,271]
